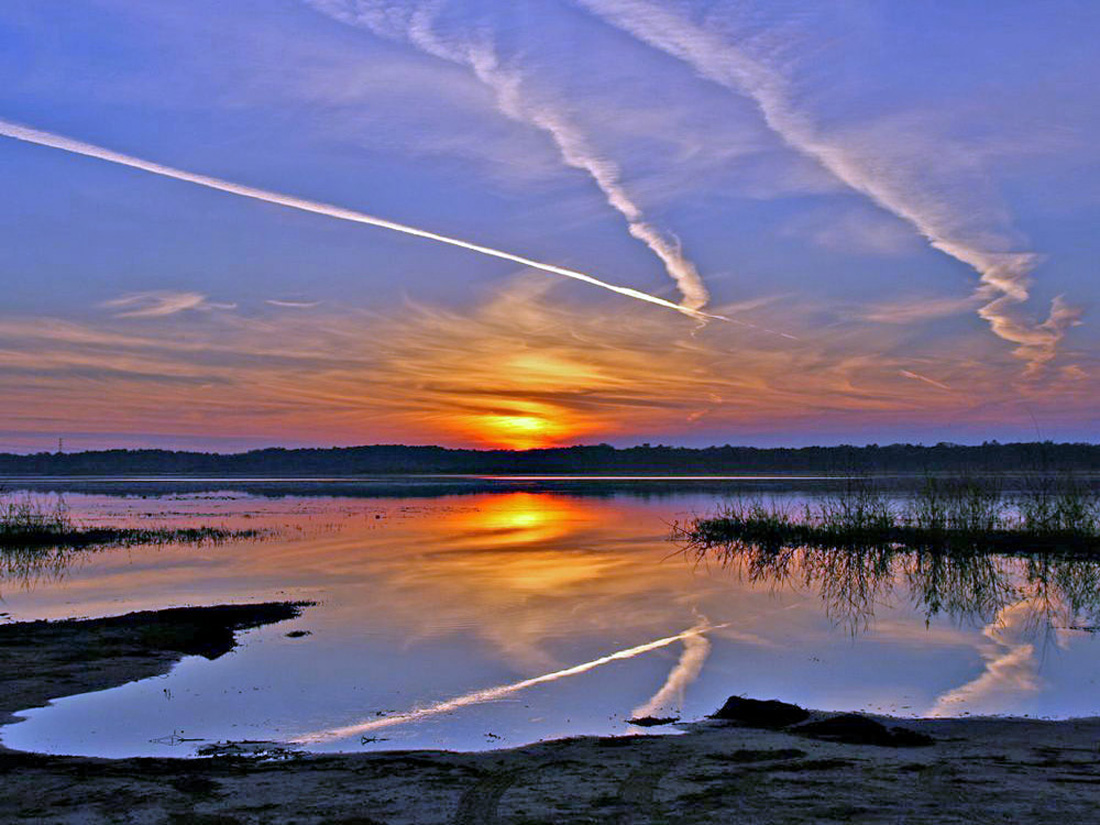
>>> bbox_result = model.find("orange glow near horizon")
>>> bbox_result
[2,276,1090,454]
[452,395,591,449]
[473,413,565,450]
[446,354,602,449]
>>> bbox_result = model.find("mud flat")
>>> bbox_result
[0,602,311,733]
[3,605,1100,824]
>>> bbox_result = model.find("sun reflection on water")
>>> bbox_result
[439,492,593,548]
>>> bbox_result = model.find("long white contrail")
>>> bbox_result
[291,622,726,744]
[0,118,714,321]
[575,0,1081,371]
[307,0,710,311]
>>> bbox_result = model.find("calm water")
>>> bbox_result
[2,478,1099,758]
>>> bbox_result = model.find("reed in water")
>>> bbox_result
[673,477,1100,632]
[676,476,1100,556]
[0,491,260,551]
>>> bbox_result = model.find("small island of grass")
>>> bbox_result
[0,492,260,551]
[675,476,1100,556]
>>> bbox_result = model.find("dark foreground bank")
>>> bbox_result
[3,604,1100,824]
[0,602,311,732]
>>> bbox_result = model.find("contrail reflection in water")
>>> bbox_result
[631,622,712,719]
[291,622,727,744]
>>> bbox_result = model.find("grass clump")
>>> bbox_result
[0,493,264,594]
[0,493,73,539]
[1018,476,1099,535]
[673,476,1100,631]
[906,476,1005,534]
[1,494,258,550]
[677,476,1100,557]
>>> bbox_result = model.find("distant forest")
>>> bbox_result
[0,442,1097,476]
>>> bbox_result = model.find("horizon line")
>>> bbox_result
[0,438,1094,458]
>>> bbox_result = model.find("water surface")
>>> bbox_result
[2,478,1098,758]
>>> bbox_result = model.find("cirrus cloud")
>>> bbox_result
[101,291,236,318]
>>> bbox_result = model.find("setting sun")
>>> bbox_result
[481,414,555,450]
[459,408,583,450]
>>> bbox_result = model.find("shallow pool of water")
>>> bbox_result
[2,479,1098,757]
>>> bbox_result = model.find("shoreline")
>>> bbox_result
[0,601,311,739]
[3,604,1100,822]
[4,716,1100,823]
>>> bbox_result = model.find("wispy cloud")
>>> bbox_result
[979,294,1083,377]
[2,276,1089,450]
[898,370,951,392]
[102,291,236,318]
[307,0,710,311]
[266,299,322,309]
[575,0,1082,371]
[783,206,918,258]
[859,295,983,325]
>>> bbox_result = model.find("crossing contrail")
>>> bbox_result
[0,118,715,321]
[574,0,1082,371]
[306,0,711,311]
[291,622,726,744]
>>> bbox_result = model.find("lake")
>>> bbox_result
[3,477,1099,758]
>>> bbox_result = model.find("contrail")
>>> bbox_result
[0,118,714,322]
[453,44,712,312]
[899,370,952,391]
[575,0,1081,371]
[291,622,726,744]
[308,0,710,311]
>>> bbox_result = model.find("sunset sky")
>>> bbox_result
[1,0,1098,452]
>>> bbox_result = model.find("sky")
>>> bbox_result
[0,0,1098,452]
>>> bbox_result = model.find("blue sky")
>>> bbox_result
[1,0,1098,451]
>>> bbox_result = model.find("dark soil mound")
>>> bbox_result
[627,715,679,727]
[711,697,810,728]
[794,713,933,747]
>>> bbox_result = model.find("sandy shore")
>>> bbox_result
[0,602,311,735]
[3,604,1100,824]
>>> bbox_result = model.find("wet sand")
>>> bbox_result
[0,602,311,736]
[3,604,1100,824]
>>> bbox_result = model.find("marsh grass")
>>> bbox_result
[0,492,73,538]
[1017,476,1099,535]
[674,476,1100,631]
[676,476,1100,556]
[0,491,263,591]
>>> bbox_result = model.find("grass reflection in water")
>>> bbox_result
[677,540,1100,634]
[0,492,260,597]
[675,477,1100,633]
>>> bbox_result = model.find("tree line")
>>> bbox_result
[0,441,1097,476]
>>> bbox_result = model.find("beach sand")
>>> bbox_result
[3,603,1100,824]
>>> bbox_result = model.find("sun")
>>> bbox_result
[449,402,592,450]
[476,413,566,450]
